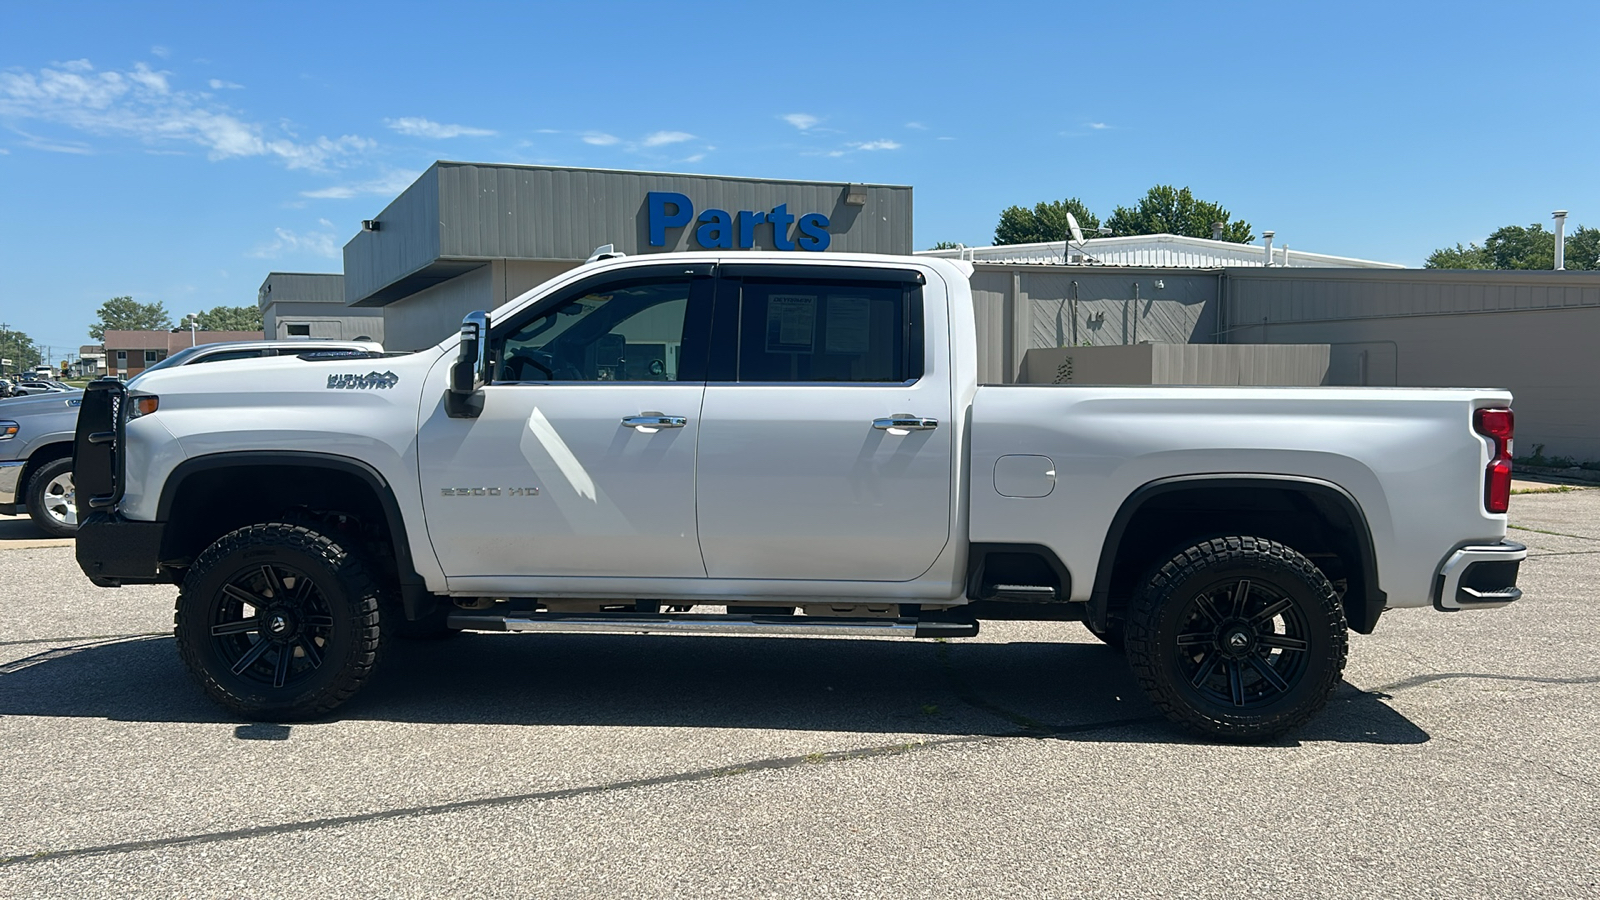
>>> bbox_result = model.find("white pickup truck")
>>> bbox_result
[73,251,1525,740]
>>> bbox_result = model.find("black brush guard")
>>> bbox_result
[73,379,166,585]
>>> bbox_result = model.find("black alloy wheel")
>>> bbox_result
[176,523,383,720]
[208,561,336,692]
[1125,536,1347,742]
[1170,575,1310,710]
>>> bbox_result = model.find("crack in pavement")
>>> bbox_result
[1509,524,1600,543]
[1371,671,1600,694]
[0,635,169,675]
[0,718,1160,869]
[0,632,169,650]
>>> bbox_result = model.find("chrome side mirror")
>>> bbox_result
[446,310,489,418]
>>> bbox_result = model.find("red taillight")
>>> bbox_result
[1474,407,1514,514]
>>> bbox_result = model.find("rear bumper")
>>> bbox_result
[76,512,169,586]
[1434,541,1526,611]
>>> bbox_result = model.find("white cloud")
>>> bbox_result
[581,131,619,145]
[781,113,818,130]
[151,46,170,59]
[208,78,244,90]
[851,139,901,151]
[533,128,561,134]
[937,136,955,141]
[301,167,422,199]
[9,127,92,154]
[385,116,495,139]
[0,59,373,171]
[249,224,342,259]
[1088,122,1111,130]
[905,121,927,130]
[680,153,705,163]
[642,130,694,147]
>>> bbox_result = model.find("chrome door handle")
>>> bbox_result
[873,414,939,431]
[622,413,687,431]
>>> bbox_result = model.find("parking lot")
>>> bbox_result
[1,489,1597,898]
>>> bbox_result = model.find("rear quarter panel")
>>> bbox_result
[969,386,1512,608]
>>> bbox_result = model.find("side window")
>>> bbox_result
[493,276,699,383]
[190,349,264,365]
[735,278,922,383]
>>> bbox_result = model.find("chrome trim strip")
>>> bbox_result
[1436,540,1527,611]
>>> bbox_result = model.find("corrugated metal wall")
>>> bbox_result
[970,264,1219,383]
[342,167,441,305]
[1223,268,1600,459]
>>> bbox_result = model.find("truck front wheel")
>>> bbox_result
[175,523,383,721]
[25,457,77,538]
[1125,536,1347,742]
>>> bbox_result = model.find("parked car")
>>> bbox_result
[73,251,1524,741]
[11,381,74,396]
[0,340,383,537]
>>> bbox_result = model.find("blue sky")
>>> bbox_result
[2,0,1596,359]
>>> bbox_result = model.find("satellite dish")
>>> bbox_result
[1065,212,1086,245]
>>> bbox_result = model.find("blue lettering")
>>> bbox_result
[768,203,796,251]
[647,191,693,247]
[696,208,733,249]
[796,212,830,251]
[738,210,767,249]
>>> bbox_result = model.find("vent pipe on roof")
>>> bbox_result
[1553,210,1568,270]
[1261,230,1275,267]
[1211,221,1224,241]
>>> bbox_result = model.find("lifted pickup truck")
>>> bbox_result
[73,252,1525,740]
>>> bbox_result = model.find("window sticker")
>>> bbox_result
[824,296,872,354]
[765,294,816,353]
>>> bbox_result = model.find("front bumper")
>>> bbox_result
[0,459,24,510]
[1434,541,1526,611]
[76,512,169,586]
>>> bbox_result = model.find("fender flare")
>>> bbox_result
[1090,473,1387,634]
[156,450,432,617]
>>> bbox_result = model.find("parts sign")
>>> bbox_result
[647,191,830,252]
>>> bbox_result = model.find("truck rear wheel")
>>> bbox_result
[175,523,382,721]
[1125,536,1347,742]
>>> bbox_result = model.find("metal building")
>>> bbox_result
[343,162,912,351]
[257,273,385,343]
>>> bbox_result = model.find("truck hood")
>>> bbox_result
[0,391,83,417]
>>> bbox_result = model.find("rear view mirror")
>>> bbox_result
[446,311,489,418]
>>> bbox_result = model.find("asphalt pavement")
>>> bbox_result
[0,493,1596,898]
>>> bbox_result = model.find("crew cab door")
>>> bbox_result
[695,265,954,581]
[417,265,714,579]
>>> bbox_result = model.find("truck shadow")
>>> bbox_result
[0,631,1429,746]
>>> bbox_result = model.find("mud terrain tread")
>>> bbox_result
[174,523,382,721]
[1124,535,1348,742]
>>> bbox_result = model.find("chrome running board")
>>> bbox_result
[446,610,978,639]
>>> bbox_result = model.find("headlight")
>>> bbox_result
[0,420,16,441]
[127,394,160,419]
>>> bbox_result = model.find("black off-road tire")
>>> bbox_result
[25,457,77,538]
[175,523,382,721]
[1125,536,1348,742]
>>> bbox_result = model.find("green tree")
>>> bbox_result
[1105,185,1253,242]
[1425,242,1492,269]
[88,296,171,340]
[928,241,962,251]
[994,198,1101,245]
[1426,223,1598,270]
[195,304,264,332]
[1568,226,1600,270]
[0,327,43,373]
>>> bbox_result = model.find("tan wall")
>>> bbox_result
[381,260,581,352]
[1227,306,1600,460]
[1020,344,1331,386]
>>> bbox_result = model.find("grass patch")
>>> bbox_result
[1511,485,1579,495]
